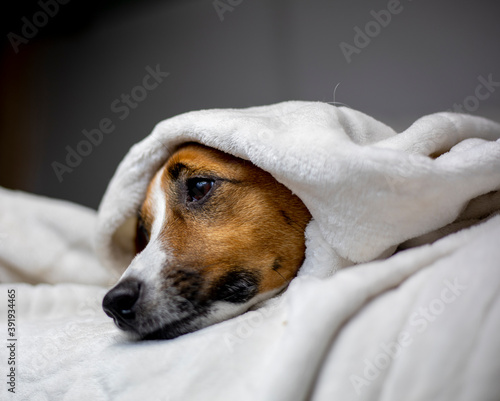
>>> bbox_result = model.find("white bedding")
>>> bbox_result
[1,102,500,401]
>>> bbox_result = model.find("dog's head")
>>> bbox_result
[103,143,311,340]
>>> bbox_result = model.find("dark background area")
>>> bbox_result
[1,0,499,210]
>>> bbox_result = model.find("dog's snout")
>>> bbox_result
[102,278,142,330]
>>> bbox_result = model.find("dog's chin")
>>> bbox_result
[140,316,204,340]
[111,311,208,341]
[118,292,280,341]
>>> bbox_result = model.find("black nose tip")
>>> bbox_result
[102,278,142,330]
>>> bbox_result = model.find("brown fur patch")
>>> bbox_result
[138,143,311,298]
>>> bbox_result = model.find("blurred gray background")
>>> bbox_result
[1,0,499,210]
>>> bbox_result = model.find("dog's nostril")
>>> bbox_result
[102,278,142,323]
[109,294,137,319]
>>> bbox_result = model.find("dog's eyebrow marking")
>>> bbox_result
[167,160,243,186]
[167,162,188,180]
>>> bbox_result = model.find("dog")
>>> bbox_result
[102,142,311,340]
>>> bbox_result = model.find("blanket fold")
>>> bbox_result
[96,101,500,276]
[0,187,116,286]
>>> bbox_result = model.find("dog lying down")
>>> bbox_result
[103,142,312,340]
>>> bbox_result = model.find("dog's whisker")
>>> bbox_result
[272,267,287,283]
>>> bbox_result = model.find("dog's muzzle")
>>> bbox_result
[102,278,142,331]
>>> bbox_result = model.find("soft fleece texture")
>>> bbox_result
[0,187,116,286]
[96,101,500,276]
[1,101,500,401]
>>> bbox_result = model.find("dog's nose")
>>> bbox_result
[102,278,142,330]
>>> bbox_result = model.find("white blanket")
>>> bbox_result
[96,102,500,275]
[1,101,500,401]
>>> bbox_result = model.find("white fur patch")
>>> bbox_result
[121,165,170,284]
[149,165,167,241]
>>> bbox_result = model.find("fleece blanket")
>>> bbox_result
[96,101,500,276]
[1,101,500,401]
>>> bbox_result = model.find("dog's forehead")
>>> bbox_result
[163,144,252,180]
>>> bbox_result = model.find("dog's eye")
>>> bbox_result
[186,178,214,203]
[135,218,150,254]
